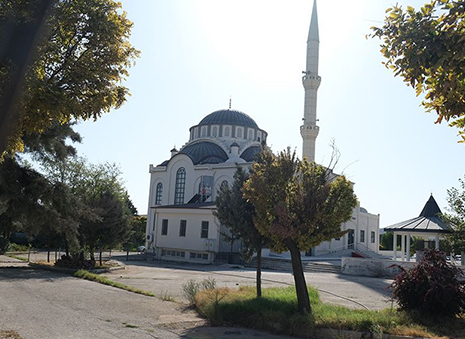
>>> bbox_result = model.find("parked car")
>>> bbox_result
[137,245,146,253]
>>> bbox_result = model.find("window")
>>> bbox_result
[201,221,209,238]
[224,126,230,137]
[248,129,254,140]
[360,230,365,243]
[201,126,207,137]
[212,126,218,137]
[199,176,213,202]
[161,219,168,235]
[236,127,243,138]
[190,252,208,260]
[155,182,163,205]
[163,250,185,257]
[179,220,187,237]
[371,231,376,244]
[174,167,186,204]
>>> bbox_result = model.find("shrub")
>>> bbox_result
[181,278,217,305]
[391,249,465,317]
[55,255,95,269]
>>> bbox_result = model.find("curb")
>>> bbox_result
[27,262,125,274]
[313,328,439,339]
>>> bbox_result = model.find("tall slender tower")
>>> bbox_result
[300,0,320,162]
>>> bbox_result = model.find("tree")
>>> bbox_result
[0,0,139,154]
[442,175,465,265]
[370,0,465,141]
[215,166,268,297]
[243,148,357,313]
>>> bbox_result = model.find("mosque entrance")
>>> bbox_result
[348,229,355,249]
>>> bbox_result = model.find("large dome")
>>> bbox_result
[179,141,228,165]
[198,109,259,129]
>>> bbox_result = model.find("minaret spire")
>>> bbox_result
[301,0,321,162]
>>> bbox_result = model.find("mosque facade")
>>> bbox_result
[145,1,379,263]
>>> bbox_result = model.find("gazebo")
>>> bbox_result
[384,194,452,261]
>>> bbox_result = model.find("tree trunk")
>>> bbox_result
[287,240,311,314]
[90,248,95,261]
[462,251,465,266]
[47,247,50,263]
[99,250,102,267]
[256,246,262,298]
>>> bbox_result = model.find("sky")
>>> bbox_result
[73,0,465,228]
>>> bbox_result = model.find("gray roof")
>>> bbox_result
[384,195,452,234]
[179,141,228,165]
[199,109,259,129]
[240,145,261,162]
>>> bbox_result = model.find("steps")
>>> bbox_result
[246,257,341,274]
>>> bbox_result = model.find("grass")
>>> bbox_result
[74,270,155,298]
[195,286,465,338]
[6,254,28,262]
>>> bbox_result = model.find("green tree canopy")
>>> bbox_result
[0,0,139,154]
[370,0,465,141]
[443,175,465,261]
[215,166,269,297]
[244,148,357,313]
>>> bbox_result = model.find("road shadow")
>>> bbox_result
[0,267,71,282]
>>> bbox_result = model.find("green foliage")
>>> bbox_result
[1,0,139,154]
[244,148,357,253]
[443,175,465,254]
[215,166,266,260]
[370,0,465,142]
[391,249,465,317]
[181,278,217,306]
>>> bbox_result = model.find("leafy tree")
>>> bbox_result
[370,0,465,141]
[0,0,139,154]
[215,166,268,297]
[442,175,465,264]
[244,148,357,313]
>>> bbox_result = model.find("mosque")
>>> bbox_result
[145,1,380,263]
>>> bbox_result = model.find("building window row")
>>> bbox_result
[162,249,185,258]
[155,182,163,205]
[160,219,209,239]
[190,252,209,260]
[190,125,265,142]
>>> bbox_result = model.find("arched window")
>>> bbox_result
[174,167,186,205]
[224,126,230,137]
[248,129,254,140]
[212,126,218,137]
[221,180,229,189]
[201,126,207,137]
[155,183,163,205]
[236,127,243,138]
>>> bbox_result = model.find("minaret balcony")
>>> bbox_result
[302,75,321,90]
[300,124,320,138]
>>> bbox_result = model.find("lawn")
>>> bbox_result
[195,286,465,338]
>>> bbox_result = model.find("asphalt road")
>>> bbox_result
[0,268,298,339]
[103,257,393,310]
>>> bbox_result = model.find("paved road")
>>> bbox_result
[103,257,393,310]
[0,268,297,339]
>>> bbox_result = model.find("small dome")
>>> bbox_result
[230,142,239,147]
[240,145,261,162]
[179,141,228,165]
[199,109,259,129]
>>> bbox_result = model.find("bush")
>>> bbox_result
[55,255,95,269]
[391,249,465,317]
[0,237,10,254]
[181,278,217,305]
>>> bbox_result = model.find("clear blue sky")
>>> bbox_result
[74,0,465,227]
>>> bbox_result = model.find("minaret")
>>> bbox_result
[300,0,321,162]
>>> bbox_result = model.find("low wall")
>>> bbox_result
[341,257,416,278]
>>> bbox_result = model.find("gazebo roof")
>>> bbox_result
[384,195,452,234]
